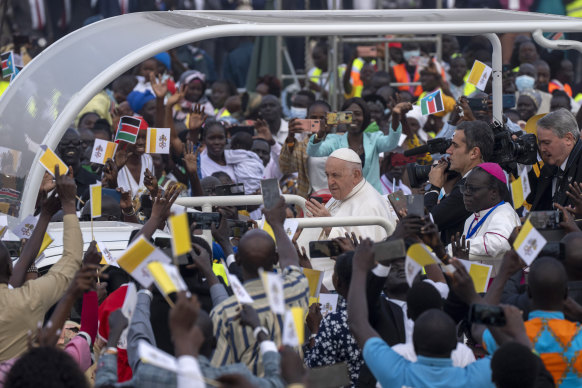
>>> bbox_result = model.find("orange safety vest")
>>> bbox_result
[413,63,447,97]
[548,80,573,97]
[392,63,413,93]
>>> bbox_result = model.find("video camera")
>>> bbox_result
[405,121,539,185]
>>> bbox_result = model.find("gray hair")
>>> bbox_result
[537,108,580,141]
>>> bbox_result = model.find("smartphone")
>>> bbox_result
[309,196,324,204]
[296,119,321,133]
[307,362,351,388]
[326,111,353,125]
[228,125,255,137]
[309,240,343,258]
[261,178,280,210]
[374,239,406,265]
[215,183,245,196]
[467,97,488,112]
[468,304,506,326]
[406,194,425,217]
[228,220,249,238]
[357,46,378,58]
[387,190,407,216]
[187,212,221,230]
[102,188,121,203]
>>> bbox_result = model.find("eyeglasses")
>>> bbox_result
[460,184,491,194]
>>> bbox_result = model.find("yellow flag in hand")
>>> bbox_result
[90,183,102,218]
[147,262,187,296]
[168,212,191,257]
[39,145,68,176]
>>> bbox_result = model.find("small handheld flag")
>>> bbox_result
[117,236,171,287]
[96,240,118,267]
[121,282,138,322]
[36,232,54,259]
[90,183,102,219]
[513,219,547,266]
[146,128,171,154]
[147,262,188,297]
[1,51,15,78]
[260,269,286,315]
[457,259,493,293]
[510,167,531,210]
[90,139,118,165]
[227,272,254,305]
[467,60,492,91]
[282,307,305,347]
[404,243,440,287]
[11,215,38,240]
[115,116,143,144]
[302,268,324,299]
[39,145,68,177]
[168,212,191,258]
[420,90,444,116]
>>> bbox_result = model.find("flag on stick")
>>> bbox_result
[90,183,102,219]
[511,167,531,210]
[168,212,191,257]
[39,145,68,177]
[147,262,188,296]
[513,219,547,266]
[115,116,143,144]
[117,236,171,287]
[90,139,118,165]
[11,215,38,239]
[146,128,171,154]
[282,307,305,347]
[420,90,444,116]
[467,60,492,91]
[404,243,440,287]
[260,269,286,315]
[1,51,15,78]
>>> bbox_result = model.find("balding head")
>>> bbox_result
[0,241,12,283]
[528,257,568,311]
[325,156,363,200]
[236,229,278,279]
[413,309,457,358]
[562,232,582,281]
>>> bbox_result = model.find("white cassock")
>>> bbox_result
[447,201,521,276]
[322,179,397,242]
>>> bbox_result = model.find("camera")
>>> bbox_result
[403,137,451,158]
[528,210,566,241]
[468,304,506,326]
[406,159,452,188]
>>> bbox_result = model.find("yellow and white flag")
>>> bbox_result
[35,232,53,259]
[260,269,286,315]
[513,219,547,266]
[467,60,492,91]
[90,183,102,219]
[90,139,117,165]
[302,268,324,299]
[11,214,38,240]
[457,259,493,293]
[511,167,531,210]
[96,240,118,267]
[117,236,171,287]
[168,212,191,257]
[39,145,68,177]
[147,262,188,296]
[282,307,305,347]
[405,243,440,287]
[146,128,171,154]
[227,272,254,305]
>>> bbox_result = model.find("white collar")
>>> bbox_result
[560,155,569,171]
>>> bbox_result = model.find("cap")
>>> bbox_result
[329,148,361,164]
[478,162,506,184]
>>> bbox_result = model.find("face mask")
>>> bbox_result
[289,106,307,119]
[403,50,420,62]
[515,75,535,92]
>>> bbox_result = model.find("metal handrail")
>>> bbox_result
[296,216,394,235]
[175,194,308,214]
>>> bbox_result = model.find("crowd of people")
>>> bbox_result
[4,2,582,388]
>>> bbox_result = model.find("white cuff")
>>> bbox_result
[76,331,91,347]
[423,279,450,299]
[260,340,278,355]
[177,356,205,388]
[226,254,236,267]
[372,263,391,277]
[138,289,153,301]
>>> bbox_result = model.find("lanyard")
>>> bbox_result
[466,201,505,239]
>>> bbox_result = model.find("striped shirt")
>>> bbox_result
[210,266,309,375]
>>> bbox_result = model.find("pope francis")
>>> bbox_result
[305,148,397,241]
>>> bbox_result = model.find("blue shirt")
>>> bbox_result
[363,337,494,388]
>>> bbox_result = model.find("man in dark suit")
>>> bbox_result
[424,120,495,243]
[528,108,582,211]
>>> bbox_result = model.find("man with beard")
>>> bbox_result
[56,128,99,204]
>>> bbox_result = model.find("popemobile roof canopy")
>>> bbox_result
[1,9,582,222]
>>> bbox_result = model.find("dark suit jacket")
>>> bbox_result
[356,272,406,388]
[425,178,471,244]
[529,140,582,211]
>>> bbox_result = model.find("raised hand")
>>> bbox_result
[446,258,480,305]
[566,182,582,218]
[555,203,582,234]
[305,198,331,218]
[262,197,287,229]
[102,158,119,189]
[451,232,470,260]
[166,85,185,108]
[83,241,102,266]
[114,147,133,170]
[188,103,208,130]
[182,140,198,176]
[306,303,322,334]
[254,118,274,145]
[40,171,56,193]
[117,187,133,213]
[150,73,168,99]
[54,165,76,214]
[237,304,261,329]
[353,238,376,272]
[293,241,312,268]
[40,191,61,218]
[144,168,159,197]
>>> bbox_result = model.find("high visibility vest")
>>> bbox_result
[548,80,573,97]
[0,80,9,97]
[567,0,582,17]
[341,57,376,99]
[310,67,323,84]
[392,63,413,93]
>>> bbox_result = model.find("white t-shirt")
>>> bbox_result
[117,154,154,199]
[200,150,236,182]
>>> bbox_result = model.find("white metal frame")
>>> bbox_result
[2,10,582,221]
